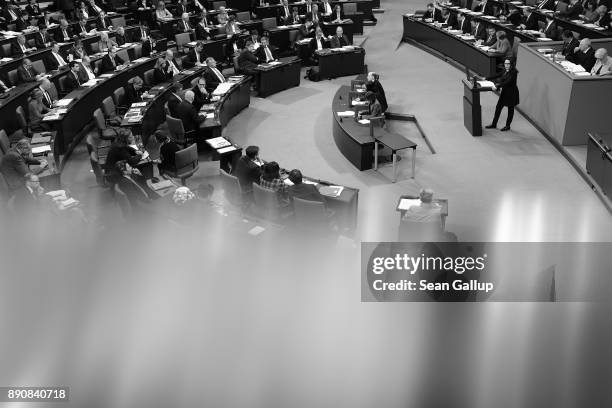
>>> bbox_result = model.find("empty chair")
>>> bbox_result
[343,2,357,14]
[93,108,118,141]
[89,42,100,54]
[212,1,226,10]
[1,43,11,58]
[262,17,277,30]
[113,86,127,112]
[175,32,191,51]
[293,197,333,231]
[110,16,126,27]
[116,48,130,63]
[288,29,299,49]
[143,69,155,87]
[0,130,10,154]
[133,43,143,59]
[101,96,122,124]
[236,11,250,22]
[15,106,29,138]
[252,183,292,222]
[114,184,133,219]
[162,143,199,185]
[166,115,196,147]
[32,60,46,75]
[220,168,248,208]
[7,70,18,86]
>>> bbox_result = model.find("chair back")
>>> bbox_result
[212,0,226,10]
[175,32,191,50]
[89,151,106,186]
[32,60,46,74]
[262,17,277,30]
[0,130,10,154]
[113,86,126,107]
[220,168,243,206]
[15,106,28,131]
[293,197,328,229]
[1,43,11,58]
[133,43,143,59]
[110,16,126,27]
[7,69,18,86]
[114,184,133,218]
[190,77,199,88]
[93,108,107,130]
[288,29,299,45]
[233,55,240,74]
[58,76,69,95]
[252,183,281,219]
[102,96,116,117]
[343,2,357,14]
[117,175,150,205]
[89,41,100,54]
[236,11,250,22]
[166,115,185,144]
[512,36,520,58]
[116,48,130,63]
[172,143,199,181]
[143,69,155,86]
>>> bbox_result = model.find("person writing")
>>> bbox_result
[485,58,519,132]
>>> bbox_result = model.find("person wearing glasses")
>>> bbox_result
[191,76,211,110]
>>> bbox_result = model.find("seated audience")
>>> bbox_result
[580,1,598,21]
[399,188,446,241]
[175,90,205,133]
[100,47,125,73]
[0,139,48,193]
[125,76,144,104]
[178,12,192,33]
[233,145,262,191]
[56,19,74,42]
[520,7,539,30]
[64,60,82,92]
[494,31,513,58]
[310,27,329,55]
[45,42,68,71]
[217,6,229,24]
[298,19,315,41]
[289,7,302,25]
[256,36,277,63]
[97,32,117,53]
[76,16,90,36]
[591,48,612,75]
[226,15,241,36]
[471,19,486,41]
[185,41,207,67]
[286,169,325,203]
[560,29,579,57]
[331,5,344,23]
[238,41,260,75]
[38,78,56,108]
[593,5,610,27]
[278,0,291,24]
[28,89,51,131]
[17,59,44,84]
[167,82,183,116]
[155,1,173,21]
[155,131,180,174]
[203,57,226,92]
[12,34,35,57]
[78,55,98,81]
[329,26,350,48]
[67,37,87,61]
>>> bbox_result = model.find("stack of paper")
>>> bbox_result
[536,37,553,41]
[131,102,147,107]
[337,111,355,117]
[82,79,98,87]
[217,145,237,154]
[43,114,61,121]
[55,99,73,107]
[151,179,174,191]
[207,137,231,149]
[46,190,67,200]
[31,134,51,144]
[58,197,79,210]
[477,80,495,88]
[32,145,52,155]
[319,185,344,197]
[397,198,421,210]
[213,82,234,95]
[358,119,370,125]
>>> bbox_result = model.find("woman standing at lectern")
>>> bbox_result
[485,58,519,132]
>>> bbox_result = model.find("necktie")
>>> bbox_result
[285,7,289,16]
[185,21,190,30]
[56,52,66,66]
[26,66,31,77]
[265,46,272,62]
[213,67,224,82]
[74,72,80,85]
[596,65,602,74]
[43,89,51,105]
[20,43,26,52]
[196,52,200,63]
[142,29,147,39]
[101,18,106,28]
[63,29,68,40]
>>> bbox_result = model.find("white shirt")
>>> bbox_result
[323,2,332,14]
[316,37,323,50]
[263,46,273,62]
[211,67,224,82]
[168,60,179,75]
[81,63,95,79]
[53,52,67,67]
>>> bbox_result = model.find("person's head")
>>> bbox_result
[22,58,32,69]
[51,41,60,52]
[288,169,303,185]
[261,36,269,47]
[195,41,203,52]
[313,4,319,12]
[545,13,554,23]
[40,77,51,90]
[39,24,47,34]
[172,82,183,94]
[292,7,298,15]
[166,49,174,60]
[336,26,343,37]
[154,130,169,144]
[486,26,496,36]
[60,19,68,29]
[262,161,280,180]
[219,6,226,13]
[282,0,288,5]
[109,47,117,57]
[100,31,109,42]
[196,76,207,92]
[206,57,217,68]
[595,47,608,60]
[496,31,506,40]
[579,37,591,51]
[184,89,195,103]
[305,19,313,27]
[69,60,79,72]
[585,1,595,10]
[130,75,143,90]
[79,16,87,25]
[419,188,434,203]
[458,12,464,20]
[99,10,106,18]
[367,71,379,83]
[228,15,236,23]
[503,58,513,71]
[523,6,533,15]
[25,174,41,191]
[79,1,86,8]
[82,55,91,66]
[17,34,26,44]
[335,4,341,12]
[245,145,259,160]
[596,5,607,15]
[43,10,51,19]
[14,139,31,157]
[140,20,149,29]
[117,26,125,35]
[74,37,83,47]
[157,1,165,9]
[31,88,43,101]
[114,128,134,146]
[427,2,434,11]
[181,12,189,21]
[246,41,255,52]
[201,8,208,17]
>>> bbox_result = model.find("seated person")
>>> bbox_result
[309,27,329,55]
[298,19,315,40]
[541,14,558,40]
[125,76,144,104]
[278,0,292,24]
[366,71,388,113]
[471,20,486,41]
[175,0,190,16]
[226,15,241,36]
[196,13,212,40]
[154,130,180,174]
[331,4,344,23]
[114,26,128,45]
[155,1,173,21]
[329,26,350,48]
[78,55,98,81]
[593,5,610,27]
[237,41,260,75]
[95,10,112,30]
[559,29,579,57]
[0,79,13,94]
[233,145,262,191]
[97,32,117,54]
[591,48,612,75]
[76,16,91,36]
[202,57,226,92]
[14,12,31,32]
[519,7,539,30]
[154,50,180,82]
[28,89,51,132]
[67,37,88,61]
[217,6,229,24]
[248,29,261,49]
[26,0,42,17]
[456,13,471,33]
[184,41,207,67]
[399,188,445,240]
[17,59,44,84]
[56,19,74,42]
[77,1,90,20]
[38,78,56,108]
[580,1,599,22]
[192,76,211,110]
[286,169,324,203]
[167,82,183,117]
[64,60,82,92]
[255,36,277,63]
[307,4,322,26]
[422,2,443,22]
[12,34,36,56]
[289,7,302,25]
[570,37,596,71]
[0,139,48,193]
[35,25,53,49]
[259,161,288,203]
[104,129,143,183]
[503,8,523,26]
[178,12,193,33]
[175,90,205,133]
[482,26,497,46]
[494,31,513,58]
[557,0,583,19]
[360,91,384,119]
[100,47,125,73]
[45,42,69,71]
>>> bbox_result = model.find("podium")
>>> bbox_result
[462,79,492,137]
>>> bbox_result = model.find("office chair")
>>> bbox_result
[166,115,196,147]
[162,143,199,185]
[293,197,334,231]
[252,183,293,222]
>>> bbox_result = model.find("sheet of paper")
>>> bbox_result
[131,102,147,107]
[55,99,73,107]
[32,145,51,154]
[248,226,266,236]
[217,145,237,154]
[337,110,355,117]
[398,198,421,211]
[358,119,370,125]
[477,80,495,88]
[207,136,231,149]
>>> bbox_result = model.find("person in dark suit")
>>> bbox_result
[40,11,57,28]
[11,35,35,57]
[329,26,350,48]
[519,7,539,30]
[232,145,262,192]
[95,10,112,30]
[570,37,596,71]
[483,26,497,46]
[286,169,324,203]
[560,29,579,57]
[298,19,315,40]
[28,89,51,131]
[177,12,193,33]
[442,9,456,27]
[558,0,583,18]
[471,19,486,41]
[17,59,43,84]
[100,47,124,73]
[114,26,128,45]
[104,129,143,183]
[306,4,322,26]
[176,90,205,133]
[175,0,190,17]
[365,71,388,113]
[309,27,328,59]
[202,57,226,93]
[45,42,68,71]
[67,37,88,60]
[422,3,443,22]
[191,76,210,111]
[166,82,183,116]
[38,78,55,108]
[35,25,53,49]
[155,131,180,174]
[255,36,276,62]
[485,58,519,131]
[55,19,74,42]
[10,174,48,215]
[184,41,207,67]
[64,61,82,92]
[330,4,344,22]
[593,4,611,27]
[289,7,302,25]
[78,55,98,81]
[277,0,292,24]
[125,76,144,104]
[238,41,259,75]
[541,14,559,39]
[14,12,29,31]
[195,13,212,40]
[154,51,179,82]
[457,13,471,33]
[0,139,48,193]
[87,0,105,16]
[504,8,523,26]
[25,0,42,16]
[75,16,90,36]
[76,1,91,19]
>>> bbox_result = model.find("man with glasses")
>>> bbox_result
[191,76,211,110]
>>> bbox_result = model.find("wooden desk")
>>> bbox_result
[255,56,301,97]
[316,46,364,79]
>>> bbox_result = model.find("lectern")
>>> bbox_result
[462,78,491,137]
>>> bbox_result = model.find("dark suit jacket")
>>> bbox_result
[64,70,81,92]
[423,8,443,22]
[458,17,471,33]
[17,64,38,83]
[472,21,486,40]
[559,2,583,18]
[154,66,173,83]
[159,140,180,171]
[184,49,206,67]
[289,13,302,25]
[255,45,276,62]
[483,31,497,46]
[561,37,579,56]
[543,21,558,39]
[55,27,74,42]
[288,183,324,203]
[594,12,611,27]
[175,100,204,132]
[277,5,292,23]
[175,3,190,17]
[125,83,142,104]
[523,13,539,30]
[75,22,90,35]
[202,66,224,93]
[167,93,181,116]
[195,22,211,40]
[177,19,193,33]
[100,54,124,73]
[25,4,41,15]
[191,85,210,110]
[96,16,111,30]
[11,42,28,57]
[298,24,314,40]
[45,52,67,71]
[14,17,27,31]
[115,33,127,45]
[489,68,519,106]
[309,36,329,53]
[329,34,349,48]
[366,80,388,112]
[329,9,345,22]
[306,11,322,24]
[573,47,596,71]
[237,49,259,73]
[0,150,41,191]
[34,31,52,48]
[233,156,262,190]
